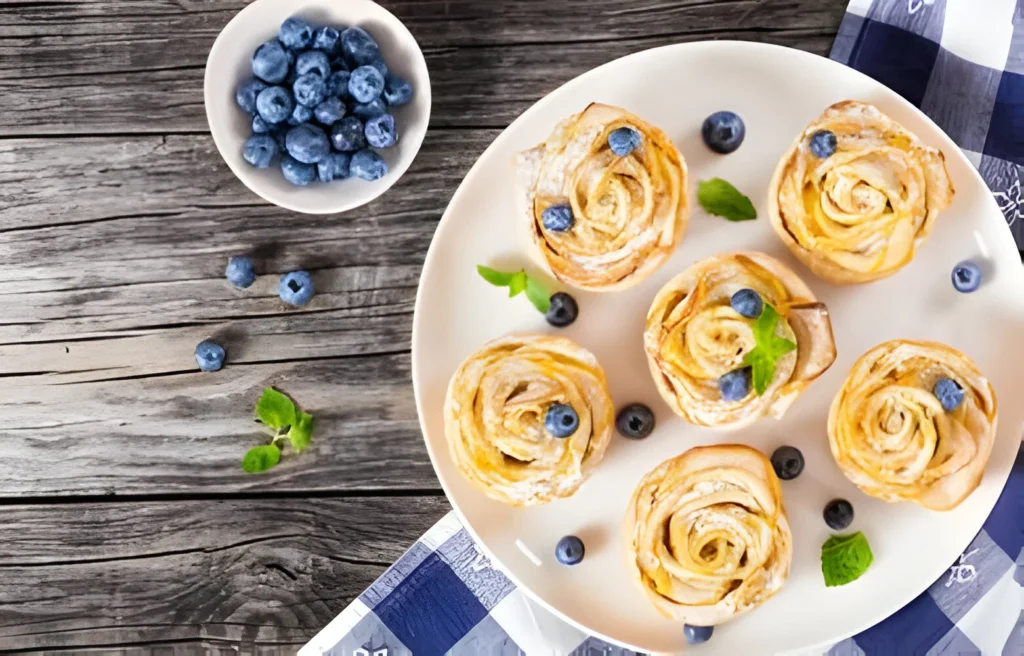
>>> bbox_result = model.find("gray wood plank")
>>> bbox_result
[0,496,450,651]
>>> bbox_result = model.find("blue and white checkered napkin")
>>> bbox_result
[302,2,1024,653]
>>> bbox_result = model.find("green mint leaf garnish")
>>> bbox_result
[242,444,281,473]
[698,178,757,221]
[476,265,518,287]
[524,277,551,313]
[288,411,314,453]
[508,271,528,297]
[477,264,552,315]
[255,388,296,429]
[821,531,873,587]
[741,304,797,395]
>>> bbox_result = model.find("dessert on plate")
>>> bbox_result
[517,102,689,291]
[443,334,614,506]
[624,444,793,625]
[644,252,836,429]
[829,339,997,511]
[768,100,954,284]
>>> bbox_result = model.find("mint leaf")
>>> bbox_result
[477,265,518,287]
[741,305,797,395]
[524,278,551,313]
[821,531,873,587]
[698,178,757,221]
[288,411,314,453]
[476,264,555,315]
[242,444,281,473]
[255,388,296,429]
[508,271,528,297]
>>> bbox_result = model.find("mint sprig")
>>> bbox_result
[698,178,757,221]
[242,388,315,473]
[821,531,873,587]
[742,304,797,395]
[477,265,551,313]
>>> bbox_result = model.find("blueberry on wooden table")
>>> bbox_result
[278,271,315,306]
[195,341,226,372]
[225,256,256,289]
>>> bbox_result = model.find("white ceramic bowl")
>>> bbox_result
[204,0,431,214]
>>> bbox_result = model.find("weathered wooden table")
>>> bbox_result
[0,1,844,652]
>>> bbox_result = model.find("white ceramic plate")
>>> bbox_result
[412,42,1024,654]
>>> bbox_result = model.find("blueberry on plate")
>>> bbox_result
[317,152,352,182]
[252,40,290,84]
[279,270,315,306]
[285,123,330,164]
[235,78,267,114]
[365,113,398,149]
[383,73,413,106]
[545,403,579,438]
[616,403,655,439]
[279,17,315,50]
[824,499,854,530]
[701,111,745,154]
[281,155,316,186]
[225,256,257,289]
[730,288,763,319]
[608,126,641,156]
[933,377,964,412]
[252,115,271,134]
[341,26,382,67]
[313,27,341,55]
[541,204,574,232]
[287,103,313,126]
[348,65,385,103]
[255,86,294,124]
[555,535,585,566]
[293,72,328,108]
[314,97,346,126]
[951,260,982,293]
[331,116,367,152]
[770,445,804,481]
[545,292,578,328]
[195,340,226,372]
[295,50,331,79]
[242,134,278,168]
[718,367,752,401]
[684,625,713,645]
[325,70,351,98]
[351,99,388,121]
[809,130,838,158]
[350,149,388,181]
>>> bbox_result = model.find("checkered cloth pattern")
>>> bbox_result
[302,1,1024,653]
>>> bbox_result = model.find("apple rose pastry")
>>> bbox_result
[443,334,614,507]
[624,445,792,625]
[644,252,836,429]
[828,340,997,511]
[517,102,689,291]
[768,100,954,284]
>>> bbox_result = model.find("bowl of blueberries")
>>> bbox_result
[205,0,430,214]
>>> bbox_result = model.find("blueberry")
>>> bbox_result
[824,499,854,530]
[225,256,257,289]
[313,26,341,55]
[285,123,330,164]
[348,65,385,103]
[271,127,287,152]
[365,113,398,148]
[544,403,579,438]
[718,367,752,401]
[367,57,388,77]
[351,99,387,120]
[279,270,315,306]
[616,403,655,439]
[318,152,351,182]
[701,111,745,154]
[279,17,314,50]
[331,116,367,151]
[296,50,331,79]
[235,78,267,114]
[730,288,763,319]
[330,56,350,72]
[281,155,316,186]
[541,204,574,232]
[555,536,585,566]
[770,446,804,481]
[287,103,313,126]
[195,340,226,372]
[684,625,714,645]
[293,72,328,108]
[809,130,838,158]
[242,134,278,168]
[350,149,388,180]
[341,26,381,67]
[252,115,271,133]
[545,292,578,327]
[934,377,965,412]
[383,73,413,106]
[252,40,290,84]
[255,86,293,124]
[608,126,641,156]
[952,260,982,293]
[325,70,351,98]
[314,97,346,126]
